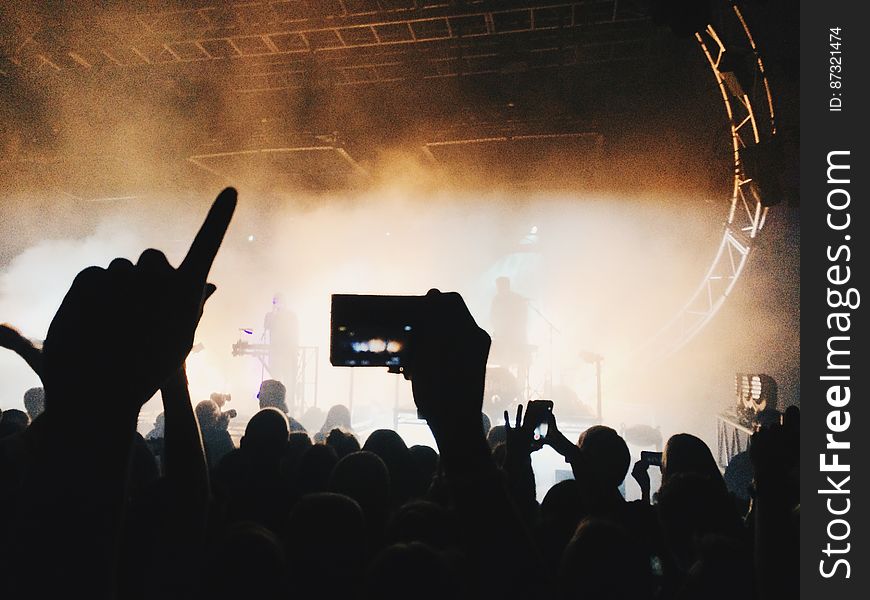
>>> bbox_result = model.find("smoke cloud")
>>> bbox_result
[0,2,798,459]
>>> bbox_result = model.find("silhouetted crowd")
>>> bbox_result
[0,190,799,600]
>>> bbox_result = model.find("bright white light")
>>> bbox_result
[530,225,538,234]
[368,338,387,353]
[0,181,760,486]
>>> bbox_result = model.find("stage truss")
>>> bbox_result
[645,3,777,357]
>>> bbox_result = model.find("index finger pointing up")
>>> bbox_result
[179,188,237,286]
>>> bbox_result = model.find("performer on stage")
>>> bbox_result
[263,293,299,413]
[210,392,237,430]
[489,276,530,369]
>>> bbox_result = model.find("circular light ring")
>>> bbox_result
[646,3,777,357]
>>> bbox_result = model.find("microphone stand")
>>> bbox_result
[527,301,560,398]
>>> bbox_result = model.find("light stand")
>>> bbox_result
[580,351,603,423]
[528,301,560,398]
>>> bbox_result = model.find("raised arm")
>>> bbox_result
[542,413,619,513]
[409,290,551,599]
[142,363,213,600]
[5,189,236,600]
[503,404,542,523]
[0,323,44,381]
[161,363,211,520]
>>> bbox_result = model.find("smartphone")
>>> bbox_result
[641,450,663,467]
[525,400,554,440]
[330,294,423,368]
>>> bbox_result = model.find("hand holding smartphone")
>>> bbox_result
[525,399,554,443]
[640,450,663,467]
[330,294,422,369]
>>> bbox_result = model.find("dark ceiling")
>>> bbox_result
[0,1,798,199]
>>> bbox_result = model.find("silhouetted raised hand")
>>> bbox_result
[3,189,236,600]
[504,403,545,455]
[150,363,212,599]
[631,458,652,504]
[543,413,630,515]
[542,411,582,464]
[41,188,236,410]
[750,413,799,485]
[0,323,43,380]
[406,290,550,599]
[503,403,544,521]
[408,289,491,457]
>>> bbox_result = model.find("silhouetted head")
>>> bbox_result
[756,408,782,428]
[322,404,352,432]
[487,424,507,449]
[278,431,313,486]
[241,408,289,458]
[539,480,588,568]
[363,429,413,505]
[481,411,491,435]
[783,405,800,430]
[23,387,45,420]
[286,491,365,546]
[386,500,454,549]
[365,542,460,600]
[723,450,754,502]
[325,428,361,459]
[330,450,391,533]
[292,443,339,497]
[0,409,30,438]
[284,493,366,596]
[657,473,743,571]
[257,379,288,413]
[194,399,221,432]
[577,425,630,489]
[491,441,507,467]
[541,479,587,524]
[661,433,722,487]
[408,444,438,497]
[300,406,325,432]
[200,522,286,600]
[678,535,753,600]
[559,517,652,600]
[286,430,312,457]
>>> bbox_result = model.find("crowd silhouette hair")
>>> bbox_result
[0,189,799,600]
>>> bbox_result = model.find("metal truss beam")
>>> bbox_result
[188,143,370,183]
[1,1,660,90]
[644,3,777,358]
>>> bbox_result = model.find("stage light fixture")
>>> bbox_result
[734,373,777,426]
